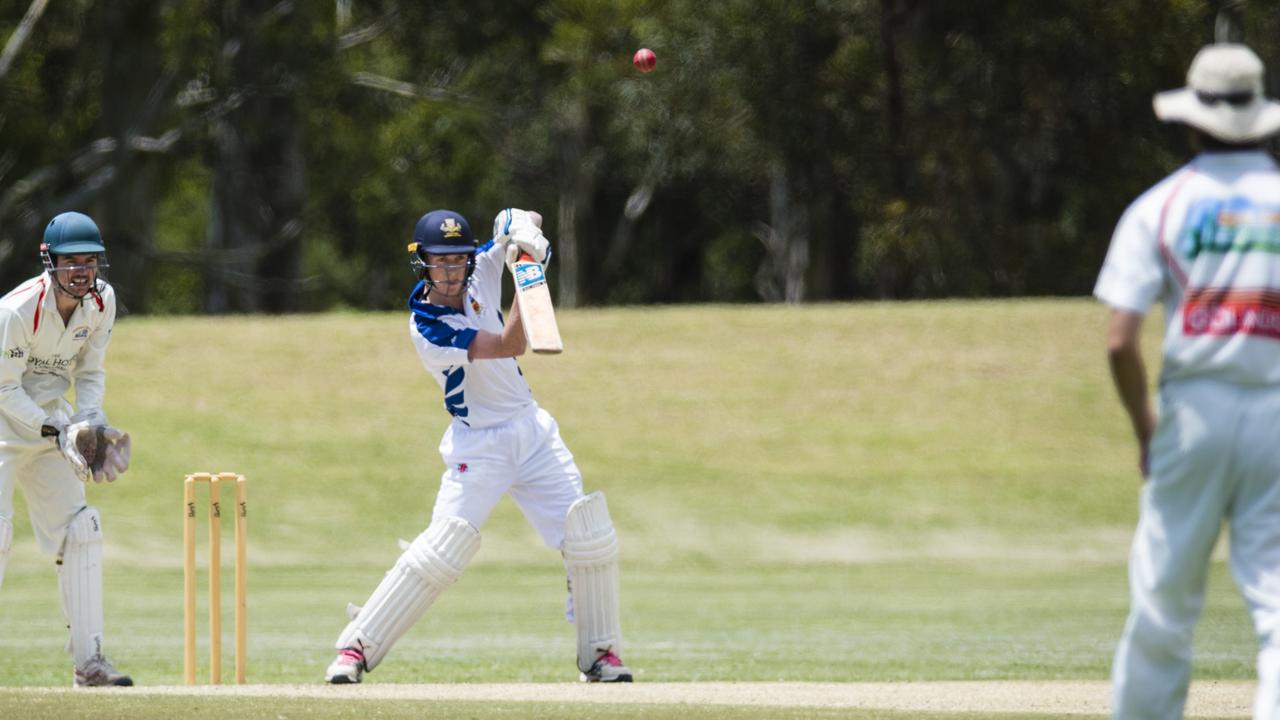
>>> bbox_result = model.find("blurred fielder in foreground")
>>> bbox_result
[324,208,631,683]
[1096,44,1280,719]
[0,212,133,687]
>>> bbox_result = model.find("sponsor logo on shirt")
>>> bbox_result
[1179,197,1280,260]
[73,326,90,340]
[1183,288,1280,340]
[458,463,468,473]
[5,348,24,359]
[29,355,73,373]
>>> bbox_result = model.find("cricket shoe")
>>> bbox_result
[326,647,366,684]
[580,649,632,683]
[74,654,133,687]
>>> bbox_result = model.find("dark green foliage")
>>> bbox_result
[0,1,1271,310]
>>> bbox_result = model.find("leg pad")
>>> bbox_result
[563,492,623,674]
[335,516,480,671]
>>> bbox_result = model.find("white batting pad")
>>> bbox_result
[0,516,11,590]
[563,491,623,673]
[58,507,104,667]
[335,516,480,671]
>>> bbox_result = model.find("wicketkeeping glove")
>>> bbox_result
[54,421,92,483]
[61,423,131,483]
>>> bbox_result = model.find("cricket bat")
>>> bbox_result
[506,211,563,354]
[508,251,562,354]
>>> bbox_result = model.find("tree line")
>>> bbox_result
[0,0,1274,313]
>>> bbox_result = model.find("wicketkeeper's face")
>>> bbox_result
[53,253,100,297]
[425,253,470,292]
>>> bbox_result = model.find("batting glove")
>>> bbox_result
[510,224,549,263]
[492,208,535,246]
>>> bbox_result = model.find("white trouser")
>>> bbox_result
[0,406,89,556]
[432,406,584,549]
[1112,378,1280,720]
[0,515,11,589]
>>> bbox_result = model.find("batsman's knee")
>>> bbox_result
[399,516,481,584]
[563,492,619,565]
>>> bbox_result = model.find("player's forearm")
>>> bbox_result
[0,382,52,438]
[1108,344,1154,445]
[504,297,527,356]
[465,301,526,360]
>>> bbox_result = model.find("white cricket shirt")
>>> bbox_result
[1095,151,1280,385]
[0,273,116,439]
[408,240,535,428]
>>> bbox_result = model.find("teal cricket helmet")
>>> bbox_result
[43,212,105,256]
[40,212,109,298]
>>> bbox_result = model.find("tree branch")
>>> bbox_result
[0,0,51,82]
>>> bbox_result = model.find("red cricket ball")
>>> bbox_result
[633,48,657,73]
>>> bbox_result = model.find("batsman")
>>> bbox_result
[324,208,632,684]
[0,212,133,686]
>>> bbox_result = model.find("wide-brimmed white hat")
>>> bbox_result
[1153,43,1280,142]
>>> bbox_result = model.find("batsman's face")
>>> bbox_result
[426,253,469,291]
[54,253,100,296]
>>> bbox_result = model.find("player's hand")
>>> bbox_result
[94,427,131,483]
[492,208,536,246]
[493,209,549,259]
[511,224,549,263]
[59,423,130,483]
[56,421,93,482]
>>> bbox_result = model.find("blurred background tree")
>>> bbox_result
[0,0,1271,312]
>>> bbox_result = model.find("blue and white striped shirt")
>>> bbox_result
[408,241,534,427]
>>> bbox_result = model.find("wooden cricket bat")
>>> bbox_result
[508,250,563,354]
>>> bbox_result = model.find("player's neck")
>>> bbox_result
[54,289,81,324]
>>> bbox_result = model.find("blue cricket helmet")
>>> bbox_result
[407,210,478,295]
[411,210,476,255]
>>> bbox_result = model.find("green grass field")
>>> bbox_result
[0,300,1260,718]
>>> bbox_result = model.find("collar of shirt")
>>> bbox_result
[1190,150,1278,173]
[407,280,465,319]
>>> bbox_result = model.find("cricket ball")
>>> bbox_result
[633,48,657,73]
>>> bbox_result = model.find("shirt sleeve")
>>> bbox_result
[0,307,50,438]
[409,313,477,371]
[72,288,116,419]
[1094,196,1167,315]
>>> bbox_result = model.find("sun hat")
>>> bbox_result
[1153,44,1280,143]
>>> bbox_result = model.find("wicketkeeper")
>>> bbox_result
[0,212,134,687]
[324,208,631,683]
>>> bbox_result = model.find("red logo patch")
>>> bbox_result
[458,463,468,473]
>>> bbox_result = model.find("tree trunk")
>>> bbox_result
[754,163,810,304]
[205,2,307,313]
[556,103,595,308]
[92,1,167,314]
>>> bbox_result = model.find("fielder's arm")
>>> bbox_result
[1105,309,1155,477]
[466,296,527,360]
[0,308,49,438]
[71,289,115,418]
